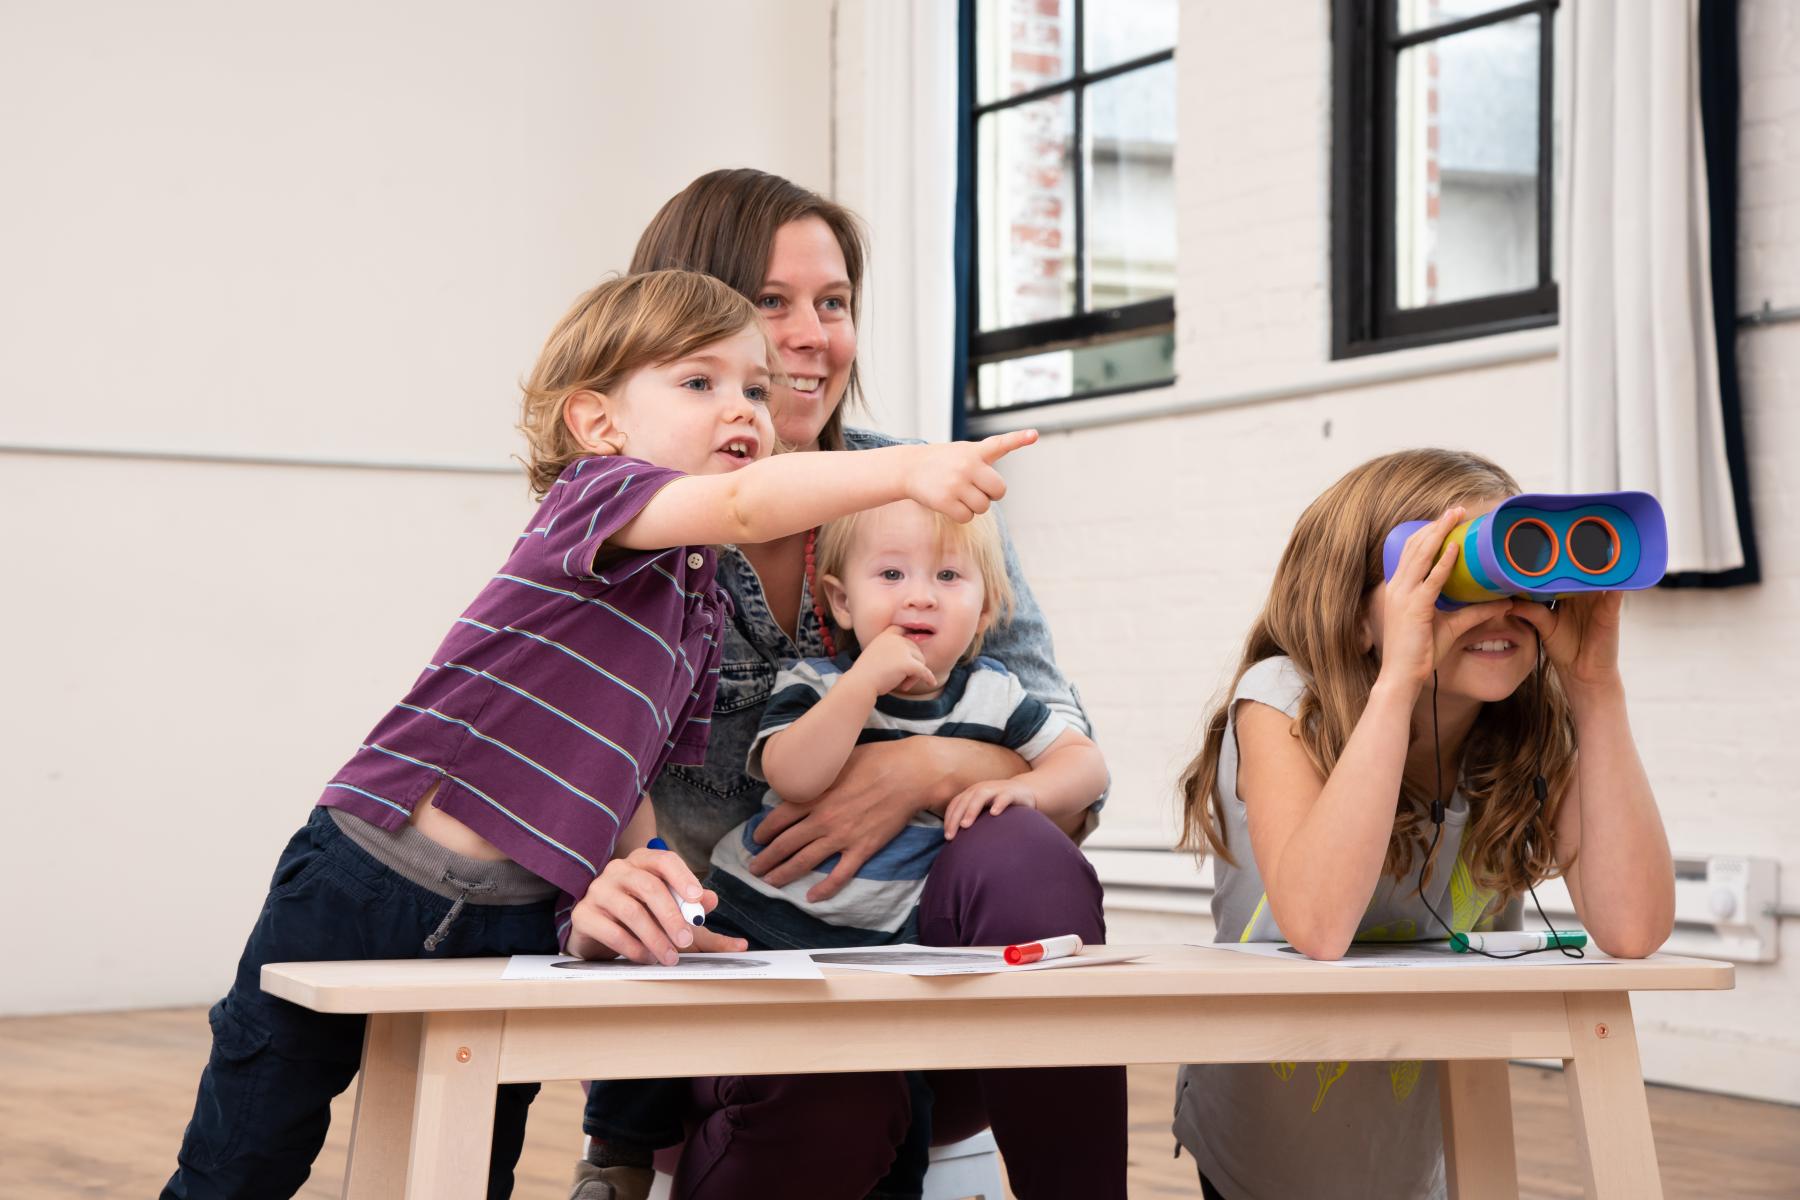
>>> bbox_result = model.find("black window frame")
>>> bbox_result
[956,0,1176,420]
[1331,0,1560,359]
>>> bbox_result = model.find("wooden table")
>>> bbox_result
[262,945,1732,1200]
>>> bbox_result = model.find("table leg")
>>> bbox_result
[1439,1059,1518,1199]
[342,1012,422,1199]
[404,1010,505,1200]
[1563,991,1663,1199]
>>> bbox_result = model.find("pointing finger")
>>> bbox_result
[978,428,1038,463]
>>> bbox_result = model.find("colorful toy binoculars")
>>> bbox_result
[1382,492,1668,609]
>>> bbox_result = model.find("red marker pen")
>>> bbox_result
[1003,933,1083,965]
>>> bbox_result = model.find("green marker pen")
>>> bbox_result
[1450,930,1587,954]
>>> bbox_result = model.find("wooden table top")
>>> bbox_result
[262,945,1734,1015]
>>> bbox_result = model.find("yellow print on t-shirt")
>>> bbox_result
[1272,1059,1425,1111]
[1312,1061,1350,1112]
[1266,858,1499,1116]
[1390,1060,1425,1101]
[1449,857,1501,933]
[1358,916,1421,941]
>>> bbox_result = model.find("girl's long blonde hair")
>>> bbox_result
[1177,448,1576,897]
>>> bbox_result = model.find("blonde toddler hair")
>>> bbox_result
[813,504,1015,662]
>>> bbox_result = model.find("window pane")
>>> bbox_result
[1085,60,1177,309]
[976,0,1072,105]
[978,93,1076,330]
[1393,14,1540,309]
[1084,0,1176,71]
[1395,0,1524,36]
[975,329,1174,410]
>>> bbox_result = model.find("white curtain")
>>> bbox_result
[1562,0,1744,573]
[831,0,960,445]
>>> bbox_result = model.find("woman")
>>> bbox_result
[592,169,1127,1199]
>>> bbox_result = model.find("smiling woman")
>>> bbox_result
[630,171,865,453]
[570,168,1129,1200]
[751,216,861,449]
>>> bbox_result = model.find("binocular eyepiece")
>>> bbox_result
[1382,492,1667,609]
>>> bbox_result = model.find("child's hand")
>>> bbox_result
[906,430,1038,522]
[851,626,938,695]
[1509,591,1624,696]
[942,779,1039,839]
[1381,506,1512,688]
[568,848,747,965]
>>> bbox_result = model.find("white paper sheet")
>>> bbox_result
[502,950,825,981]
[1191,941,1619,968]
[807,944,1147,976]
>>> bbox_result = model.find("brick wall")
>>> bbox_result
[1003,0,1071,326]
[992,0,1075,402]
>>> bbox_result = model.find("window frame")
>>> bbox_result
[957,0,1176,419]
[1331,0,1560,359]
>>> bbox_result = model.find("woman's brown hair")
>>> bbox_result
[630,168,867,451]
[1177,448,1577,898]
[517,270,766,496]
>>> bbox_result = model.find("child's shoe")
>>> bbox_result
[570,1140,656,1200]
[569,1157,654,1200]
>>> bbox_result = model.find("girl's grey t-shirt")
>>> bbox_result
[1173,657,1518,1200]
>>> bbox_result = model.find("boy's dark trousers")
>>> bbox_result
[580,1069,934,1197]
[161,808,559,1200]
[580,896,935,1198]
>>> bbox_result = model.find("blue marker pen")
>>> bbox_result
[647,838,707,927]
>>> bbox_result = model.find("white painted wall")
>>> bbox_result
[939,1,1799,1103]
[0,0,834,1014]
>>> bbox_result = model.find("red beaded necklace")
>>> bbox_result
[803,526,837,657]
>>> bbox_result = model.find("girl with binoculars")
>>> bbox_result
[1170,448,1675,1200]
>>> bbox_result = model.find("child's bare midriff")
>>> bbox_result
[406,780,511,861]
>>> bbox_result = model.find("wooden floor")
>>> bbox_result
[4,1007,1795,1198]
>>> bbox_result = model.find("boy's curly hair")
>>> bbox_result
[518,270,772,496]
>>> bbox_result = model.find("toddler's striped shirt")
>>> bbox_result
[707,653,1068,941]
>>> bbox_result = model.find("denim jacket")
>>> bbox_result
[649,427,1099,872]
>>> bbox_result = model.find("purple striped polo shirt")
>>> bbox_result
[319,455,727,941]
